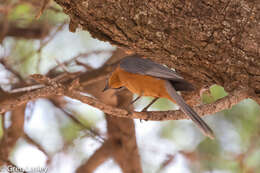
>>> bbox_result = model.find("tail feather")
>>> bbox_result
[165,81,215,139]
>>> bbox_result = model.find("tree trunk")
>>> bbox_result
[54,0,260,94]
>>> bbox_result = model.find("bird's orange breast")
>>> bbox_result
[116,67,171,99]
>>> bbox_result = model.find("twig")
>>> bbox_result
[8,73,78,93]
[38,21,67,53]
[50,98,105,143]
[35,0,50,19]
[8,84,45,93]
[23,133,49,157]
[47,50,113,75]
[156,154,175,173]
[75,60,93,70]
[21,0,62,14]
[0,58,24,81]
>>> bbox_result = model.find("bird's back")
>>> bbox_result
[120,55,194,92]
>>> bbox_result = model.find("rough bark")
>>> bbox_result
[54,0,260,95]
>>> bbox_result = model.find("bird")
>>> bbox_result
[103,55,215,139]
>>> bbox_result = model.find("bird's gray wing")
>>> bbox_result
[120,55,184,80]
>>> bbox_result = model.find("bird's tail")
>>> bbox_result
[164,81,215,139]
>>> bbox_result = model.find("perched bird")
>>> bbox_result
[103,55,214,139]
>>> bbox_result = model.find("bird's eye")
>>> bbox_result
[115,87,124,90]
[113,87,125,91]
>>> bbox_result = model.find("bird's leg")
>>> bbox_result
[141,98,159,112]
[131,95,141,105]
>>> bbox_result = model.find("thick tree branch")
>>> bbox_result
[0,106,25,166]
[105,90,142,173]
[54,0,260,94]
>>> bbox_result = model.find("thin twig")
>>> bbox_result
[47,50,113,75]
[50,98,105,143]
[23,133,49,157]
[35,0,50,19]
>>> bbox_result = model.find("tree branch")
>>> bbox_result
[77,76,142,173]
[0,23,50,39]
[76,140,112,173]
[53,0,260,94]
[0,106,25,166]
[67,87,257,121]
[0,74,257,122]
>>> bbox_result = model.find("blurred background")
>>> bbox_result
[0,1,260,173]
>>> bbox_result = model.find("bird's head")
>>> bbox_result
[103,71,123,92]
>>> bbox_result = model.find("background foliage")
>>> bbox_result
[0,1,259,173]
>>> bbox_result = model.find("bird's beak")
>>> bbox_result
[102,80,109,92]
